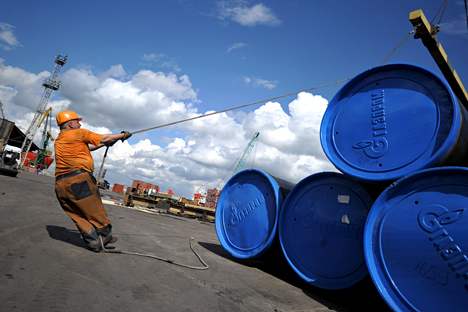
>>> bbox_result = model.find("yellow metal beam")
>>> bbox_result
[37,107,52,128]
[410,9,468,109]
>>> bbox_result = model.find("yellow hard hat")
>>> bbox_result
[56,111,82,126]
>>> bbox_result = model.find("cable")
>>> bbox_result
[380,23,421,65]
[431,0,449,25]
[99,236,209,270]
[465,0,468,34]
[130,78,351,136]
[437,0,449,26]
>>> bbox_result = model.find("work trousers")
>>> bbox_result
[55,170,113,251]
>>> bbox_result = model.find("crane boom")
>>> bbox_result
[409,9,468,108]
[20,54,67,168]
[232,131,260,177]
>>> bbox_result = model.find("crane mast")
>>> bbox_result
[232,131,260,177]
[20,54,67,168]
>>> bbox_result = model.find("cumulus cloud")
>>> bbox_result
[217,2,281,27]
[1,61,335,198]
[0,23,22,50]
[227,42,247,52]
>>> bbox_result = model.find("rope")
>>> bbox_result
[130,78,352,135]
[98,236,209,270]
[380,23,421,65]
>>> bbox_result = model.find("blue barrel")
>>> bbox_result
[279,172,373,289]
[365,167,468,312]
[215,169,295,259]
[320,63,468,183]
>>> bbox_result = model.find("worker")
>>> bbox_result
[54,110,131,252]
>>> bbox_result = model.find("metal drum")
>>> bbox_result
[365,167,468,312]
[320,63,468,183]
[215,169,294,259]
[279,172,373,289]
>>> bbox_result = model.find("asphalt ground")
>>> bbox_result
[0,171,391,312]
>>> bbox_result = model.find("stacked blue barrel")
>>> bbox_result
[216,63,468,311]
[310,63,467,310]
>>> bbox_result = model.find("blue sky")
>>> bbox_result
[1,0,467,197]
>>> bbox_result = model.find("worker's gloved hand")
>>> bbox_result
[121,131,132,142]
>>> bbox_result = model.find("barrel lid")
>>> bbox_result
[215,169,284,259]
[279,172,373,289]
[365,167,468,312]
[320,63,460,182]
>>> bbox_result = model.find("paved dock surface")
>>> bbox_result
[0,171,391,312]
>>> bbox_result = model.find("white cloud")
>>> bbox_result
[0,23,22,50]
[227,42,247,52]
[217,2,281,27]
[440,14,468,36]
[1,61,335,199]
[243,76,278,89]
[143,53,165,62]
[140,53,181,72]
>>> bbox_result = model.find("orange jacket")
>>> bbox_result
[54,129,103,177]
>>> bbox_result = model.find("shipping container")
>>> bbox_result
[112,184,125,194]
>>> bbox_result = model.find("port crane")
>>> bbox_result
[20,54,67,168]
[215,132,260,190]
[232,131,260,177]
[409,9,468,108]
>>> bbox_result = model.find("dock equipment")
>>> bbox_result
[124,192,215,222]
[20,55,67,168]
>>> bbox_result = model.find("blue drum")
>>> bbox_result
[215,169,294,259]
[320,63,468,183]
[365,167,468,311]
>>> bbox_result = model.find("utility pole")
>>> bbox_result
[20,54,67,168]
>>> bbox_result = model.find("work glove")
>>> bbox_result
[121,131,132,142]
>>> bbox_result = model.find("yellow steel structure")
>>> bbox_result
[409,9,468,108]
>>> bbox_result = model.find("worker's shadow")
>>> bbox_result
[46,225,89,250]
[46,225,118,251]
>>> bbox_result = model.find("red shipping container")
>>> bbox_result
[112,184,125,194]
[22,152,54,170]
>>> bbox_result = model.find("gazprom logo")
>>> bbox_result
[418,204,468,291]
[229,194,265,227]
[418,204,465,233]
[353,90,388,158]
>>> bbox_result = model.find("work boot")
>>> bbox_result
[106,236,118,245]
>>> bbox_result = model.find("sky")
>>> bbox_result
[1,0,467,198]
